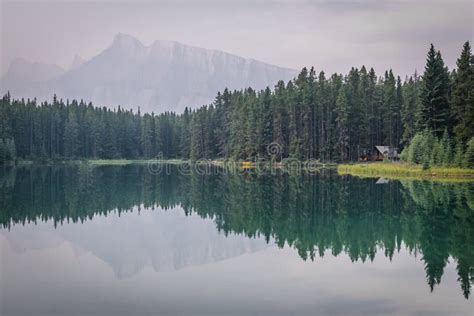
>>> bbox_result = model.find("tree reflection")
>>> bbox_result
[0,165,473,298]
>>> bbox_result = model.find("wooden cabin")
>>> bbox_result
[373,146,399,161]
[359,146,399,161]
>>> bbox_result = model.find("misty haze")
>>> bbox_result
[1,1,473,316]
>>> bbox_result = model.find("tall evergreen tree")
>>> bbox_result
[419,44,451,136]
[335,86,349,162]
[402,73,422,145]
[272,81,288,159]
[452,41,474,143]
[63,108,80,158]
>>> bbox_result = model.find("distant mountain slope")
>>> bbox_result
[68,54,85,70]
[0,58,65,100]
[1,34,298,113]
[2,58,65,83]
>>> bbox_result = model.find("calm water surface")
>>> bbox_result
[0,165,473,315]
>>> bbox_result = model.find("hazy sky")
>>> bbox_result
[0,0,473,77]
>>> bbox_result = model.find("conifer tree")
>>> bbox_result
[335,86,349,161]
[419,44,451,136]
[402,75,421,145]
[180,107,191,158]
[64,109,80,158]
[0,139,6,162]
[465,138,474,168]
[260,87,274,157]
[272,81,288,159]
[439,129,452,165]
[452,41,474,143]
[382,70,398,147]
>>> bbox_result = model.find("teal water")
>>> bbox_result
[0,165,473,315]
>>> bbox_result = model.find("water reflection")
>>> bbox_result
[2,206,270,279]
[0,165,473,299]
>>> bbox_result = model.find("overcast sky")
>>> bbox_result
[0,0,473,77]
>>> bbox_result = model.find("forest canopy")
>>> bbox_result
[0,42,473,163]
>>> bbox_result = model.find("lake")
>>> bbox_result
[0,164,473,315]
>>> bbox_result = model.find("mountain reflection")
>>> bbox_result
[0,165,473,298]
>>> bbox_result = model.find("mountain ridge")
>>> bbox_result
[1,34,298,113]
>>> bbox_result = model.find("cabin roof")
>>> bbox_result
[375,146,390,154]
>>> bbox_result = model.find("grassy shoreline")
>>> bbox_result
[337,162,474,182]
[6,160,473,182]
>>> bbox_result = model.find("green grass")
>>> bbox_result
[337,162,474,182]
[85,159,135,165]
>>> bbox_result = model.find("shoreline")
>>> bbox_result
[3,160,474,182]
[337,162,474,182]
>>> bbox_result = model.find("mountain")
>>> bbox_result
[1,33,298,113]
[1,58,65,83]
[0,58,65,100]
[68,54,85,70]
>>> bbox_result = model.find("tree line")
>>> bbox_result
[1,164,473,298]
[400,130,474,168]
[0,42,472,163]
